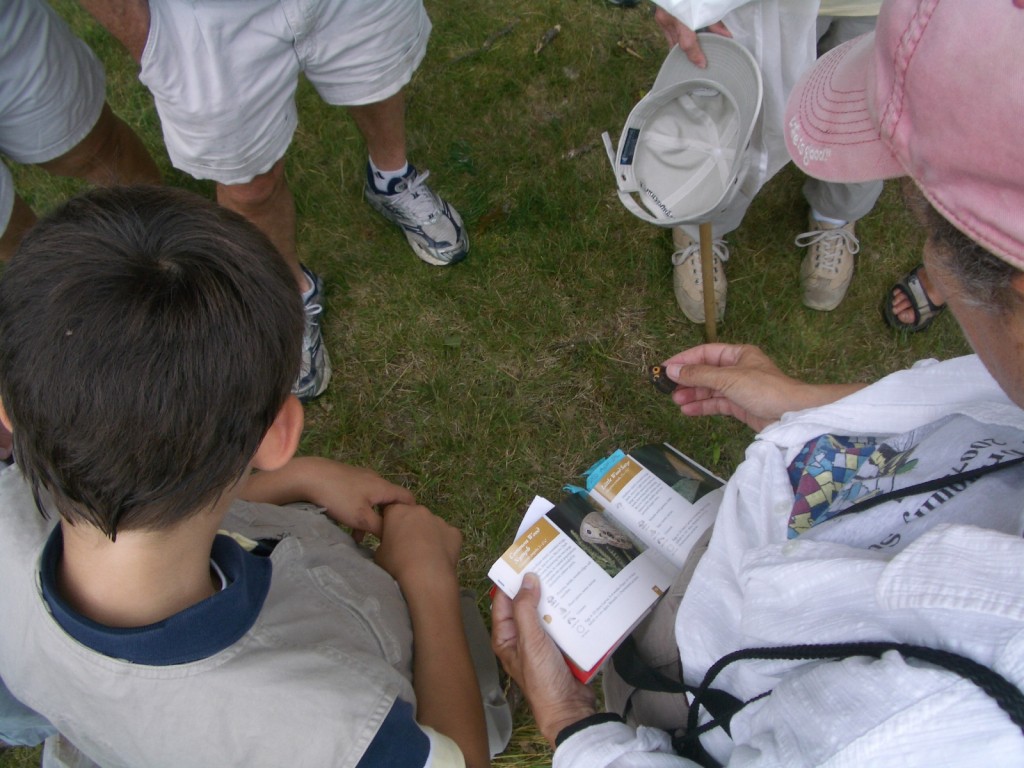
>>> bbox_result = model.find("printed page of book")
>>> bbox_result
[588,444,723,570]
[489,494,677,674]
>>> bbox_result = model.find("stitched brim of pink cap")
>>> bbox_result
[784,33,904,184]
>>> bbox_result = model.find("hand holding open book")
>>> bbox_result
[489,444,723,682]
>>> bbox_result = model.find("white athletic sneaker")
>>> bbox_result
[292,265,331,403]
[671,228,728,323]
[364,165,469,266]
[796,217,860,311]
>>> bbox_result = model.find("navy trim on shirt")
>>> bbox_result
[355,699,431,767]
[39,527,272,665]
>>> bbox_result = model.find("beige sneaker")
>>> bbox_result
[671,227,728,323]
[796,217,860,311]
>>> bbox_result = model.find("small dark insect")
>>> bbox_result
[648,365,676,395]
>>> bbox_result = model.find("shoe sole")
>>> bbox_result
[676,305,726,324]
[407,232,469,266]
[296,352,332,404]
[311,355,333,400]
[802,295,844,312]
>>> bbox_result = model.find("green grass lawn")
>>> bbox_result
[3,1,970,765]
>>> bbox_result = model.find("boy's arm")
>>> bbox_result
[374,504,490,768]
[241,457,414,539]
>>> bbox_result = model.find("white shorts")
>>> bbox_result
[140,0,431,185]
[0,0,106,229]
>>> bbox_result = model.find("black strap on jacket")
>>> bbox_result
[613,638,1024,767]
[827,454,1024,520]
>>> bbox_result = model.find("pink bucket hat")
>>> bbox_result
[784,0,1024,269]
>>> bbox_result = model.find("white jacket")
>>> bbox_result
[556,356,1024,767]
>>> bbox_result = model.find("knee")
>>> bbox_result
[217,162,286,210]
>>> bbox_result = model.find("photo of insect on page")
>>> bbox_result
[489,443,724,683]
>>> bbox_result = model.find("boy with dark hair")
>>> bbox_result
[0,186,499,767]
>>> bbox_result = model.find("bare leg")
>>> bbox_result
[38,102,160,186]
[215,158,306,290]
[348,91,408,171]
[3,103,159,261]
[0,194,37,262]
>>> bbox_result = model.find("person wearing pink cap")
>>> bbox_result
[492,1,1024,765]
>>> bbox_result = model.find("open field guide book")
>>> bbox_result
[489,443,724,683]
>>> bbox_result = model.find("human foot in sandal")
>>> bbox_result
[883,264,946,332]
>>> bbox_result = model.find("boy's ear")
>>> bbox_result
[251,395,303,472]
[0,400,11,433]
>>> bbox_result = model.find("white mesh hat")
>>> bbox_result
[603,35,763,227]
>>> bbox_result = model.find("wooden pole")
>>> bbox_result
[698,221,717,342]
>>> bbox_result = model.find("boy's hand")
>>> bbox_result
[241,457,414,539]
[0,420,11,462]
[300,460,414,539]
[374,503,462,587]
[662,344,864,431]
[491,574,597,748]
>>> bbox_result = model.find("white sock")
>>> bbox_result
[810,209,848,227]
[369,158,410,193]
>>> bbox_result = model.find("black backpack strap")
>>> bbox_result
[612,635,746,724]
[611,636,744,768]
[681,641,1024,750]
[829,455,1024,519]
[612,635,687,694]
[616,639,1024,764]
